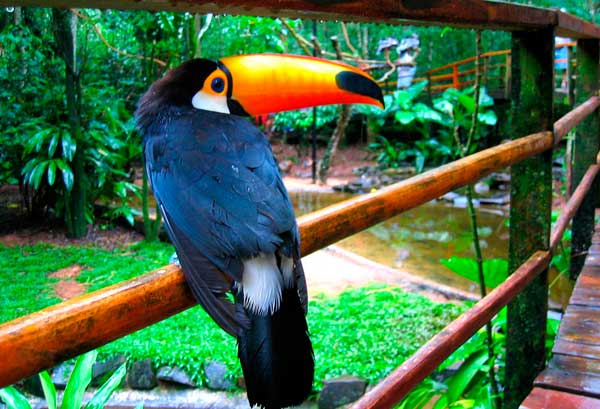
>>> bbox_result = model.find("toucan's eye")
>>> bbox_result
[211,77,225,93]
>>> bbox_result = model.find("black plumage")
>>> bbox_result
[136,59,313,409]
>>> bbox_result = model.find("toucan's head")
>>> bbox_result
[136,54,383,132]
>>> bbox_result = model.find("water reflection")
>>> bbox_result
[290,190,571,305]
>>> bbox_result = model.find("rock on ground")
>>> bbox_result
[318,375,368,409]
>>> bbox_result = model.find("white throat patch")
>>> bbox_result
[192,91,230,114]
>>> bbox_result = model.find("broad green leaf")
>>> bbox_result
[477,111,497,126]
[458,93,475,113]
[434,99,454,114]
[0,386,32,409]
[47,161,57,186]
[446,349,488,403]
[56,160,74,191]
[414,103,443,123]
[440,257,508,288]
[84,362,127,409]
[450,399,476,408]
[478,88,495,107]
[29,161,49,189]
[62,350,97,409]
[48,134,59,157]
[433,395,448,409]
[61,133,77,162]
[39,371,57,409]
[395,110,416,125]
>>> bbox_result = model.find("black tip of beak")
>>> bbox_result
[336,71,385,108]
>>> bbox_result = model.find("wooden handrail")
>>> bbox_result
[427,50,511,75]
[0,72,596,391]
[1,94,595,386]
[0,130,553,387]
[550,164,600,250]
[352,251,552,409]
[5,0,598,38]
[352,163,600,409]
[385,42,576,94]
[350,99,600,408]
[554,96,600,143]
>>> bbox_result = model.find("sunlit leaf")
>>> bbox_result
[440,257,508,288]
[446,349,487,403]
[39,371,57,409]
[63,350,97,409]
[0,386,32,409]
[56,159,74,191]
[395,110,416,125]
[84,362,127,409]
[477,111,497,126]
[47,161,57,186]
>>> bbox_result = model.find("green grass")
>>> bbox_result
[0,241,467,390]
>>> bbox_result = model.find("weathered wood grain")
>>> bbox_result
[520,387,600,409]
[0,0,598,38]
[505,27,554,409]
[535,368,600,398]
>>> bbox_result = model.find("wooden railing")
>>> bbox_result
[0,2,598,409]
[381,42,577,97]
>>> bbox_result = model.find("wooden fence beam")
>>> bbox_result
[0,130,553,388]
[504,27,554,409]
[569,38,600,280]
[551,164,600,251]
[352,251,551,409]
[0,1,599,39]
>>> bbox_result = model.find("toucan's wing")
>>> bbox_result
[145,109,301,335]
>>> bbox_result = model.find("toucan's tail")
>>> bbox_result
[237,287,314,409]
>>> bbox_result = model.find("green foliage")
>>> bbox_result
[440,257,508,288]
[0,351,126,409]
[434,86,497,156]
[0,241,174,323]
[0,11,142,227]
[365,84,497,172]
[399,310,505,409]
[273,105,340,134]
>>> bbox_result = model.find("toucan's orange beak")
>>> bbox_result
[218,54,384,116]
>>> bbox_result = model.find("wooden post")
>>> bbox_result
[505,27,554,409]
[504,54,512,99]
[569,39,600,280]
[452,63,459,88]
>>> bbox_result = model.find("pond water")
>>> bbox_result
[290,190,572,306]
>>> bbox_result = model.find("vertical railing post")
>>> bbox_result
[452,63,459,88]
[504,54,512,99]
[504,28,554,409]
[569,39,600,280]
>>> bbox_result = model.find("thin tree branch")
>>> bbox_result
[280,19,313,56]
[340,22,358,55]
[70,9,167,67]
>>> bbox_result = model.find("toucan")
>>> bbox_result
[135,54,383,409]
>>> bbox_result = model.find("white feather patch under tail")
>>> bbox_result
[242,253,283,315]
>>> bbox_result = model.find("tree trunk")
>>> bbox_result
[53,8,87,238]
[318,104,352,184]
